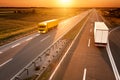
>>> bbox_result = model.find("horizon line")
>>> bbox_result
[0,6,120,8]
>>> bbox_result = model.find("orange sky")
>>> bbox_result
[0,0,120,7]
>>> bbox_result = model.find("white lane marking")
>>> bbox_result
[0,58,13,67]
[49,11,91,80]
[41,35,50,42]
[11,43,20,48]
[88,39,91,47]
[83,68,87,80]
[35,34,40,37]
[0,33,39,54]
[0,51,3,54]
[106,42,120,80]
[90,28,92,32]
[25,37,33,41]
[94,10,99,21]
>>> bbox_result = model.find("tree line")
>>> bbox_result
[103,8,120,18]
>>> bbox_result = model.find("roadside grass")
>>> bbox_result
[105,17,120,27]
[98,9,120,28]
[0,8,86,46]
[0,27,37,40]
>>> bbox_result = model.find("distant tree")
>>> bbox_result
[32,9,36,13]
[107,8,120,18]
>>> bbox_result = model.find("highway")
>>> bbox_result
[0,9,120,80]
[48,10,119,80]
[0,10,90,80]
[109,27,120,79]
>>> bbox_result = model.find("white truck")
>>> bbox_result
[94,22,109,47]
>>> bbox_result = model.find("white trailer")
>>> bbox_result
[94,22,109,47]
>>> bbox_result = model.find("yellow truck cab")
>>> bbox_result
[38,19,58,33]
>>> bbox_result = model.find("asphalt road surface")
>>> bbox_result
[49,10,118,80]
[0,10,90,80]
[109,27,120,79]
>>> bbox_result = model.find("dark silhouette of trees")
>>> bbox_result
[107,8,120,18]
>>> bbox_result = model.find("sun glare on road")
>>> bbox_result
[58,0,73,7]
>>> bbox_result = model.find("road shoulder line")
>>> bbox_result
[49,11,91,80]
[41,35,50,42]
[106,42,120,80]
[0,58,13,67]
[11,43,21,48]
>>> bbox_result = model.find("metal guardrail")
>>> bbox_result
[10,10,90,80]
[11,39,68,80]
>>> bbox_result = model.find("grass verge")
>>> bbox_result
[0,8,85,46]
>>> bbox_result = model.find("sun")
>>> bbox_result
[61,0,71,3]
[58,0,73,7]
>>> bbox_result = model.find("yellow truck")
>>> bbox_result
[38,19,59,33]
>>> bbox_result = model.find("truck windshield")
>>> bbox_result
[39,26,46,28]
